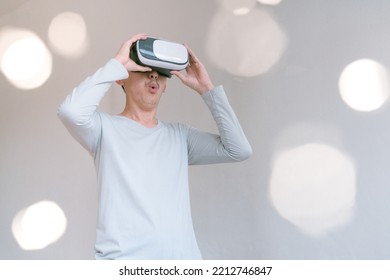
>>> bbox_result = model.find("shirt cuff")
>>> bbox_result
[108,58,129,80]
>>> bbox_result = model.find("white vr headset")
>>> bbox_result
[130,37,189,78]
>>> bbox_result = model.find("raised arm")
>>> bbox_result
[186,85,252,165]
[58,34,151,154]
[172,45,252,165]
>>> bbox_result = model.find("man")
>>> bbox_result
[58,33,252,259]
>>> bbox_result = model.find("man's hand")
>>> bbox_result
[171,45,214,95]
[114,34,152,73]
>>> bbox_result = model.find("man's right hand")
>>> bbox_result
[114,34,152,73]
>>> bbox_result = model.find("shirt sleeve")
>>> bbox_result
[187,85,252,165]
[57,59,129,155]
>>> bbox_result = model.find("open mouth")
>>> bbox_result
[148,82,159,93]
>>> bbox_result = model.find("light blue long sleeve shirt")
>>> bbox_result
[58,59,252,259]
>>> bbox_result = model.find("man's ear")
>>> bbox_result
[162,83,167,93]
[116,80,126,92]
[116,80,125,86]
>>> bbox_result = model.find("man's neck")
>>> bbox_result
[119,107,158,128]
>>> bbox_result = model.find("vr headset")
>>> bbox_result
[130,37,188,78]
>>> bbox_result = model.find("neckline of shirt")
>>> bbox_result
[113,115,164,133]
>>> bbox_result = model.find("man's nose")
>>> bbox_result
[148,71,159,80]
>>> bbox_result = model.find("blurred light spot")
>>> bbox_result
[234,7,251,15]
[339,59,390,112]
[257,0,283,5]
[217,0,257,14]
[0,27,52,90]
[270,143,356,237]
[48,12,88,58]
[12,201,67,250]
[206,8,287,77]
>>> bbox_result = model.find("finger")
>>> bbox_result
[126,34,148,64]
[184,44,200,65]
[130,33,148,43]
[134,65,152,72]
[171,70,186,81]
[124,33,148,49]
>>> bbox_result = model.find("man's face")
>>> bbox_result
[124,70,167,111]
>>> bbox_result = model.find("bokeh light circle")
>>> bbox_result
[48,11,88,58]
[217,0,257,14]
[270,143,356,237]
[12,200,67,250]
[339,59,390,112]
[0,28,52,90]
[257,0,283,5]
[206,8,287,77]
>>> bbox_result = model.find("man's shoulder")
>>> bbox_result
[161,121,199,139]
[161,121,190,131]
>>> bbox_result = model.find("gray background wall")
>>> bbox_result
[1,0,389,259]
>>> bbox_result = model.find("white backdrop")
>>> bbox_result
[1,0,389,259]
